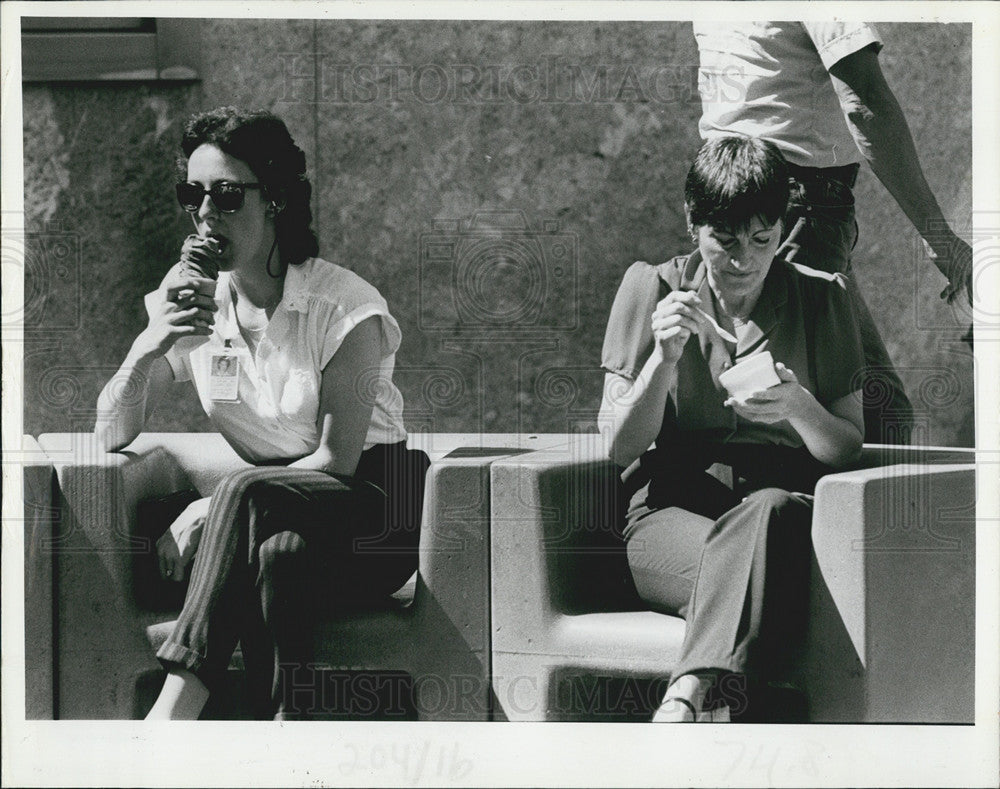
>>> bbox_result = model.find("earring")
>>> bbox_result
[268,202,283,216]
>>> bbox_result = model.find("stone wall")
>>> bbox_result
[22,20,973,445]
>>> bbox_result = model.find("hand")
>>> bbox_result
[923,234,973,307]
[163,235,221,302]
[156,497,210,582]
[157,236,221,311]
[651,291,726,364]
[133,278,217,359]
[725,362,811,424]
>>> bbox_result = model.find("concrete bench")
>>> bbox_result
[25,431,977,722]
[21,435,59,719]
[489,435,976,723]
[28,431,566,720]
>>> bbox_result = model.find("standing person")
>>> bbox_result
[694,21,973,443]
[95,107,428,720]
[601,137,865,722]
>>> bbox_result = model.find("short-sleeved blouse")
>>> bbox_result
[144,257,407,463]
[601,250,864,450]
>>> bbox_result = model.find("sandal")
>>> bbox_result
[652,697,733,723]
[651,696,698,723]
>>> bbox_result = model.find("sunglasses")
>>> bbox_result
[175,181,262,213]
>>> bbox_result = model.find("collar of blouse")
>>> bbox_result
[221,257,316,315]
[680,249,789,338]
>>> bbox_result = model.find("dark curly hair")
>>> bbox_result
[684,136,790,235]
[178,107,318,268]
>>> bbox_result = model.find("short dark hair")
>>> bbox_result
[684,136,789,233]
[178,107,318,267]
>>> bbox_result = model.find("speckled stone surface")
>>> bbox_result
[21,20,973,445]
[851,23,974,446]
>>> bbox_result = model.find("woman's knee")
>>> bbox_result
[711,488,811,542]
[211,467,281,511]
[258,531,307,581]
[739,488,814,549]
[744,488,810,516]
[212,470,305,527]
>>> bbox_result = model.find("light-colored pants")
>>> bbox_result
[624,444,821,720]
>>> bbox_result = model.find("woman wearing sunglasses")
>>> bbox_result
[95,107,428,720]
[600,136,865,722]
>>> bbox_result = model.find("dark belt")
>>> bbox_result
[785,162,860,189]
[625,441,837,508]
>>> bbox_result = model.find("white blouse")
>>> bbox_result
[145,257,407,463]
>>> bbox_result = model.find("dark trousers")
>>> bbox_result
[156,442,429,719]
[624,446,821,715]
[777,164,914,444]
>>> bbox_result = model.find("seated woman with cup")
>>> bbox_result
[599,136,865,722]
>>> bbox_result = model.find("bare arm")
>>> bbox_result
[94,354,174,452]
[94,272,216,452]
[288,316,381,476]
[785,387,863,468]
[599,354,675,469]
[829,46,972,304]
[728,363,863,468]
[599,290,724,467]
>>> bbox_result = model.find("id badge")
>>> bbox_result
[209,350,240,401]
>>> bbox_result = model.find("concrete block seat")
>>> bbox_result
[489,435,976,723]
[31,431,567,720]
[21,436,60,719]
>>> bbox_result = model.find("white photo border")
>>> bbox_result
[2,2,998,787]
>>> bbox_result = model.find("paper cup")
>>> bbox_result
[718,350,782,399]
